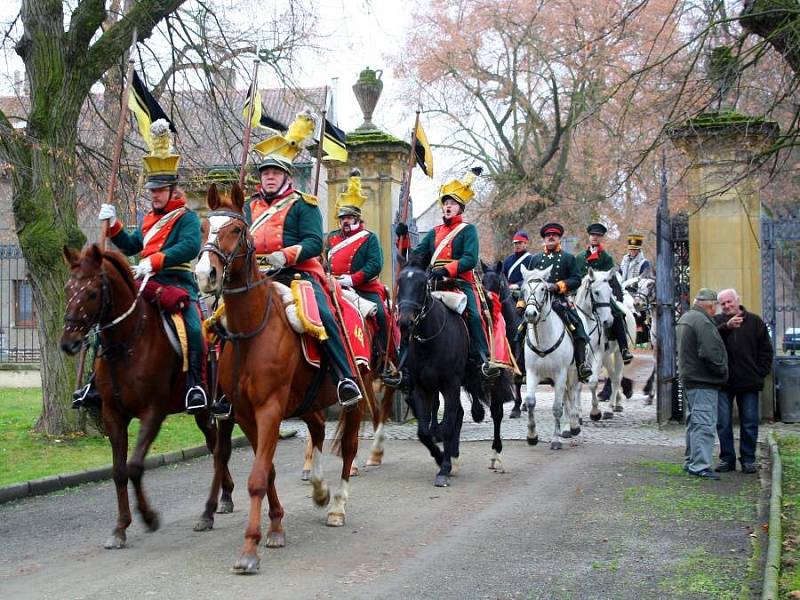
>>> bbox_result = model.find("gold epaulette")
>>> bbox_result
[297,191,319,206]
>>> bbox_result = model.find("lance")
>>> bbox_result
[383,110,421,368]
[100,27,138,252]
[239,58,261,188]
[312,86,329,197]
[77,29,138,402]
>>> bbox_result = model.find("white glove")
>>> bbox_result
[266,251,287,268]
[98,203,117,227]
[132,257,153,278]
[337,274,354,288]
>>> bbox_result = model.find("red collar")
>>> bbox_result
[442,214,464,227]
[151,196,186,215]
[587,244,604,261]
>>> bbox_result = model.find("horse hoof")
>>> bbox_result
[193,515,214,532]
[144,511,160,533]
[560,430,572,439]
[217,497,234,514]
[509,408,521,419]
[301,469,310,482]
[613,405,624,413]
[265,531,286,548]
[527,436,539,446]
[104,533,126,549]
[550,441,563,450]
[312,489,330,508]
[521,404,527,412]
[644,396,653,406]
[602,412,614,420]
[365,455,383,467]
[571,426,582,436]
[578,417,583,426]
[590,412,601,421]
[350,465,360,477]
[326,512,346,527]
[232,554,260,574]
[434,475,450,487]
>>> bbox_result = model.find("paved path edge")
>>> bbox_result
[0,435,251,505]
[762,431,783,600]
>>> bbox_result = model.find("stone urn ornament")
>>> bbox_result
[352,67,383,131]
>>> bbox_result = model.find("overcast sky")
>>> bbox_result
[0,0,444,215]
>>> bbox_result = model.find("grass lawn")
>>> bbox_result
[779,433,800,597]
[0,388,241,487]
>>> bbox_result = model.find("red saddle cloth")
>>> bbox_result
[141,279,189,313]
[488,290,513,367]
[298,281,371,370]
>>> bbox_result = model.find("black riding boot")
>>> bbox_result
[185,350,208,414]
[574,338,592,383]
[611,314,633,364]
[72,371,102,409]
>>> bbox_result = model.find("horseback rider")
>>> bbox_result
[528,222,593,383]
[73,119,208,413]
[619,233,652,282]
[502,231,536,306]
[386,167,498,389]
[325,169,390,367]
[574,223,634,365]
[217,112,362,409]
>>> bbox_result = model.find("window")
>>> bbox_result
[14,279,36,328]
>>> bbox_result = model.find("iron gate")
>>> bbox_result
[671,212,689,421]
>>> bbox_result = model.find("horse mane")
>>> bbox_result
[101,248,137,294]
[406,253,428,271]
[575,275,591,307]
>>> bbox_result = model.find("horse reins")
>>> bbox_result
[523,278,566,357]
[398,277,447,344]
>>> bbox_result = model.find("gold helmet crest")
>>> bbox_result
[438,166,483,205]
[253,110,317,174]
[336,169,367,218]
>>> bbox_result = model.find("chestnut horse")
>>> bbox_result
[60,245,234,549]
[195,184,372,574]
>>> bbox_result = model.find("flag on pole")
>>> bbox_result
[127,70,174,150]
[414,119,434,177]
[242,84,286,131]
[321,119,348,162]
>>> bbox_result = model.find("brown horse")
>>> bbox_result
[195,183,373,574]
[60,244,235,549]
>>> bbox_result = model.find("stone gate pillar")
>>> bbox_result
[325,68,410,288]
[669,114,778,313]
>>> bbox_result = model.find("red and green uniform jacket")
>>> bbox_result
[326,227,384,295]
[529,245,581,296]
[574,245,615,276]
[108,196,201,300]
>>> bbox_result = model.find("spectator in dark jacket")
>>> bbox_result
[713,288,774,474]
[677,288,728,479]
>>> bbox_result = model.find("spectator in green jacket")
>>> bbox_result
[677,288,729,480]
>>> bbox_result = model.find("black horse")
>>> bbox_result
[481,261,526,418]
[397,257,507,485]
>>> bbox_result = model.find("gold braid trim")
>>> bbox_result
[291,280,328,341]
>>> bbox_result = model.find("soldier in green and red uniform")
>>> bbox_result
[73,119,207,413]
[325,169,389,366]
[528,223,593,382]
[386,167,496,389]
[574,223,634,364]
[211,113,361,416]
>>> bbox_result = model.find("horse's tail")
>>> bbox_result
[329,370,377,457]
[463,368,486,423]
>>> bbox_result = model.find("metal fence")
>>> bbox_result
[0,243,40,363]
[762,206,800,356]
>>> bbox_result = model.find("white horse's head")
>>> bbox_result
[635,277,656,312]
[520,265,553,324]
[586,268,615,328]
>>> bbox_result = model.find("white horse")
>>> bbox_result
[624,276,657,403]
[572,269,616,421]
[519,265,580,450]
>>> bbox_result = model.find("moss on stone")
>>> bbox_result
[668,110,779,139]
[345,129,407,147]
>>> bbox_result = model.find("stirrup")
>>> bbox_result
[337,379,362,408]
[577,363,592,383]
[210,395,232,420]
[621,348,634,364]
[480,362,501,379]
[382,370,403,389]
[185,385,208,414]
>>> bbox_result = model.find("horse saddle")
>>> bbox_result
[160,312,188,372]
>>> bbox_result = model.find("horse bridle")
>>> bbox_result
[398,273,446,344]
[64,267,149,337]
[201,210,270,295]
[523,278,553,323]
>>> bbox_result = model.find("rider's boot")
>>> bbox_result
[210,394,232,420]
[185,350,208,415]
[612,314,634,364]
[574,338,592,383]
[337,378,362,408]
[72,371,102,409]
